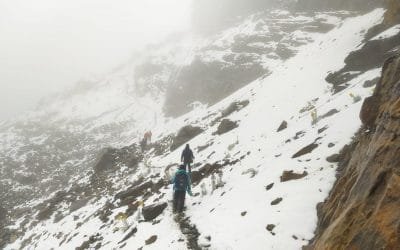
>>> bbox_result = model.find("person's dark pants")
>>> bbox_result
[173,190,186,213]
[183,161,192,173]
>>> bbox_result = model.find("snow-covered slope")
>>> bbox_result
[0,9,351,211]
[3,8,394,250]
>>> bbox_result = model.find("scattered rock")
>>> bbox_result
[214,119,239,135]
[118,227,137,244]
[145,235,158,245]
[176,216,201,250]
[277,121,288,132]
[280,170,308,182]
[363,77,379,88]
[271,198,283,206]
[221,100,250,118]
[292,143,319,158]
[241,168,258,178]
[318,126,328,134]
[142,203,168,221]
[115,181,153,205]
[170,125,204,151]
[76,234,103,250]
[197,142,214,152]
[266,224,276,232]
[190,161,235,185]
[36,191,68,221]
[293,131,305,140]
[266,183,274,191]
[326,154,341,163]
[319,109,339,120]
[96,201,115,223]
[241,211,247,216]
[328,143,335,148]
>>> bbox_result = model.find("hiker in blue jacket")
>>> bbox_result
[171,165,193,213]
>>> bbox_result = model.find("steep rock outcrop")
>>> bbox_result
[308,55,400,249]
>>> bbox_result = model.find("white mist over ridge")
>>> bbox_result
[0,0,192,120]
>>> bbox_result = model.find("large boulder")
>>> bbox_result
[214,119,238,135]
[280,171,308,182]
[142,203,168,221]
[170,125,204,151]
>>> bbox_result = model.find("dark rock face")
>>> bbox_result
[308,55,400,249]
[277,121,288,132]
[142,203,168,221]
[384,0,400,26]
[280,171,308,182]
[214,119,238,135]
[170,125,204,151]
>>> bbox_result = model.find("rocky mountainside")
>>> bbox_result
[0,9,349,212]
[1,2,400,250]
[294,0,385,11]
[308,54,400,249]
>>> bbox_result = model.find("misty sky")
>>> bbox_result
[0,0,191,120]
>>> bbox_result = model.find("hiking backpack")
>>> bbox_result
[174,172,188,191]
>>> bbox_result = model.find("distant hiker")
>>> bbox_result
[171,165,193,213]
[140,131,152,152]
[181,144,194,173]
[144,131,152,144]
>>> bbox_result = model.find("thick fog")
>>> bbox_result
[0,0,191,120]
